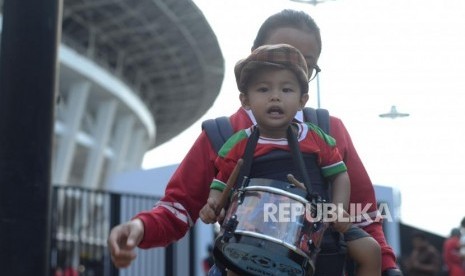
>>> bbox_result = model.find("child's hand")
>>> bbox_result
[332,208,352,233]
[287,174,306,190]
[199,197,225,224]
[200,159,242,225]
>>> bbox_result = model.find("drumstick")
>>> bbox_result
[287,174,306,190]
[216,159,243,215]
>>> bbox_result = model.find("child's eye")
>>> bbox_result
[282,88,294,93]
[257,87,269,93]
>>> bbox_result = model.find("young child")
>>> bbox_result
[199,44,381,276]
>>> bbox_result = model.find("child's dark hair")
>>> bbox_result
[252,9,322,55]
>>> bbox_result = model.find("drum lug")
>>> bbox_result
[222,215,238,242]
[307,239,316,252]
[237,189,246,204]
[236,177,250,205]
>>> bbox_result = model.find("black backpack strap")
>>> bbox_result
[303,107,318,125]
[202,108,330,154]
[201,116,234,153]
[303,107,330,134]
[316,108,330,134]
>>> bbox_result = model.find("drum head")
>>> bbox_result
[247,178,308,199]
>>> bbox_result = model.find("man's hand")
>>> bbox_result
[107,219,144,268]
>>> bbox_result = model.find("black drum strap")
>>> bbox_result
[235,125,313,198]
[235,126,259,189]
[286,125,313,197]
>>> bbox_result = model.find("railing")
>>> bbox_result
[50,185,194,276]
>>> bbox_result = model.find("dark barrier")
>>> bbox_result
[50,185,193,276]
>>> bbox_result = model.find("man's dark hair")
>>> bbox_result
[252,9,322,55]
[461,216,465,228]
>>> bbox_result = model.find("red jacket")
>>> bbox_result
[136,107,397,270]
[443,236,465,276]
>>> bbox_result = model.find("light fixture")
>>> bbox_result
[379,105,410,119]
[290,0,337,5]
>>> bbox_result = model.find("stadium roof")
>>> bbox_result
[60,0,224,146]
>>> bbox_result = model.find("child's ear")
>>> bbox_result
[299,93,309,110]
[239,93,251,110]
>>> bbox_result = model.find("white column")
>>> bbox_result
[104,115,135,186]
[125,129,146,170]
[82,100,117,189]
[53,81,90,185]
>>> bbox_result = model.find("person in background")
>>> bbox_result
[404,232,441,276]
[202,245,215,276]
[443,228,465,276]
[107,9,401,275]
[460,217,465,265]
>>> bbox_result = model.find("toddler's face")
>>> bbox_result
[241,67,308,138]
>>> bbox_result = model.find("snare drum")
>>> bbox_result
[214,178,327,276]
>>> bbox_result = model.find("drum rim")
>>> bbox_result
[214,237,315,276]
[242,185,308,203]
[234,229,313,262]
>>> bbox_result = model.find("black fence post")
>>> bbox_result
[49,187,59,271]
[165,244,174,275]
[190,227,196,276]
[107,193,121,276]
[0,0,62,275]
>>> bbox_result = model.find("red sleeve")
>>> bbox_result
[136,108,253,248]
[308,128,344,169]
[329,116,377,214]
[136,130,217,248]
[215,156,236,184]
[214,137,248,183]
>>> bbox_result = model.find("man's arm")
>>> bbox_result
[329,117,378,218]
[108,130,218,270]
[135,130,218,248]
[329,116,399,272]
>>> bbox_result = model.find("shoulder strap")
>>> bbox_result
[303,107,330,134]
[201,116,234,153]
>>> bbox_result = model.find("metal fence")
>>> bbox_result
[49,185,195,276]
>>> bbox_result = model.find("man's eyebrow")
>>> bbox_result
[304,55,316,63]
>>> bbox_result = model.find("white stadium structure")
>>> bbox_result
[24,0,224,189]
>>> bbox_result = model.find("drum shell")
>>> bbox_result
[214,178,326,276]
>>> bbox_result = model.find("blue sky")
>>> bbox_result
[143,0,465,237]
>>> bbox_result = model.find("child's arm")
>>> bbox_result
[199,159,243,224]
[330,171,350,211]
[329,171,351,233]
[199,189,224,224]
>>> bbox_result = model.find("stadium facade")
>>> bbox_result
[1,1,223,274]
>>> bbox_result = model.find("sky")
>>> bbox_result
[142,0,465,237]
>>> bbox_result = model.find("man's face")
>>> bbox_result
[263,27,320,78]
